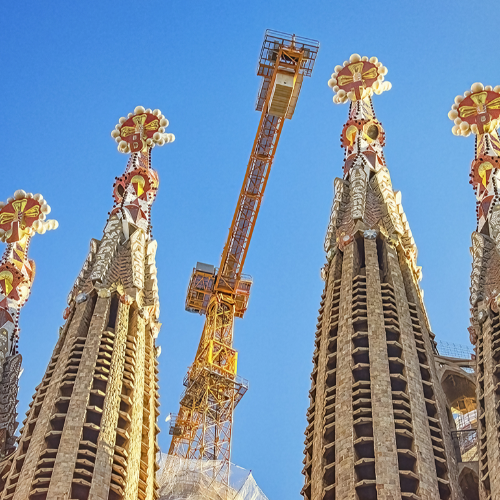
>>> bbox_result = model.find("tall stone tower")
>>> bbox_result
[449,83,500,500]
[301,55,463,500]
[0,106,174,500]
[0,190,57,462]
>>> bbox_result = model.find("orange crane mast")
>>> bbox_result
[168,30,319,484]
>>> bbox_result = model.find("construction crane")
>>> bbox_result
[168,30,319,484]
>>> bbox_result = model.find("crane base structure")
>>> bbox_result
[157,455,269,500]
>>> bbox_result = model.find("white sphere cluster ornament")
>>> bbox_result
[328,54,392,104]
[111,106,175,154]
[449,83,500,136]
[0,191,58,243]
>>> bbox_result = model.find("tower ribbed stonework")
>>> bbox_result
[450,83,500,500]
[0,106,174,500]
[0,191,57,467]
[302,55,463,500]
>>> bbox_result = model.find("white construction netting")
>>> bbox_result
[157,454,269,500]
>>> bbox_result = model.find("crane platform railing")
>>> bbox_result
[185,263,253,318]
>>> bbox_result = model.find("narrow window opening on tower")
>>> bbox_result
[376,238,388,284]
[458,468,480,500]
[107,294,120,331]
[74,292,97,341]
[354,236,365,275]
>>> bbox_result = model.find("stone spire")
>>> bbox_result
[449,83,500,499]
[0,191,57,459]
[0,106,174,500]
[302,54,463,500]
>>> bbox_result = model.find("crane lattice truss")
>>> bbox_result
[168,30,319,484]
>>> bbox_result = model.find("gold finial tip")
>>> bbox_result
[449,84,500,136]
[328,55,390,104]
[112,107,174,154]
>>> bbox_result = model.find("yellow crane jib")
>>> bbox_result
[168,29,319,486]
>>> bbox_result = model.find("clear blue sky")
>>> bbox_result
[1,1,498,498]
